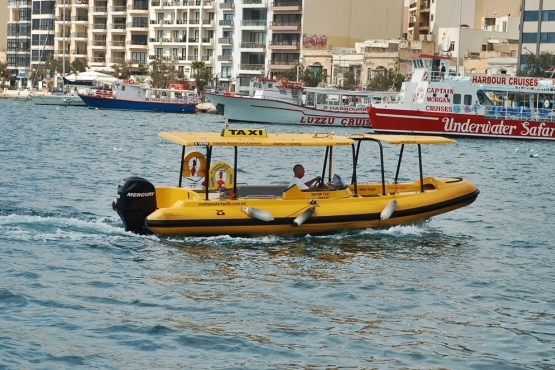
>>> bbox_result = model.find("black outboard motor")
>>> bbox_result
[112,176,156,235]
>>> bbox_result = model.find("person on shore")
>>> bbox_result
[289,164,321,190]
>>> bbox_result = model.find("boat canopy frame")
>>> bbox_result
[160,130,456,200]
[347,134,456,195]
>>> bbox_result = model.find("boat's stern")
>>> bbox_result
[112,176,157,235]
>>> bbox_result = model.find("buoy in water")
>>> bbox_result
[530,154,539,158]
[292,206,315,227]
[380,200,397,220]
[242,207,274,222]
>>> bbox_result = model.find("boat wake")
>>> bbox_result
[0,210,126,242]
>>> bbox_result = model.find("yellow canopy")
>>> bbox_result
[159,129,354,147]
[347,133,456,144]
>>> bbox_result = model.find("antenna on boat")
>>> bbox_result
[224,118,229,129]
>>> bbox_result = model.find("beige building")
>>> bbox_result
[302,0,404,48]
[407,0,521,41]
[0,0,7,61]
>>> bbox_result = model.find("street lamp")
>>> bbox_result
[164,73,168,88]
[214,73,219,91]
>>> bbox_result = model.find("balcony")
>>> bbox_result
[269,21,300,31]
[72,32,88,39]
[112,23,127,30]
[240,42,265,49]
[241,20,267,29]
[219,20,234,26]
[127,21,148,29]
[217,55,232,62]
[74,0,89,5]
[72,15,89,22]
[219,1,234,9]
[111,40,126,47]
[92,6,107,12]
[269,1,301,12]
[242,0,264,5]
[267,59,297,70]
[202,19,213,26]
[268,41,299,50]
[201,37,213,44]
[218,37,233,44]
[239,63,264,71]
[112,5,126,11]
[92,24,108,31]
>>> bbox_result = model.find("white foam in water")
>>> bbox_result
[0,213,128,242]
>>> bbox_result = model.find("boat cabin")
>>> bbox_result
[407,54,453,83]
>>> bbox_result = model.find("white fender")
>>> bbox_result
[293,207,315,227]
[380,200,397,220]
[242,207,274,222]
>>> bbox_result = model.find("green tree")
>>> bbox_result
[111,61,134,79]
[367,69,404,91]
[0,61,10,88]
[191,60,210,96]
[69,58,89,73]
[517,51,555,77]
[339,70,357,90]
[300,66,328,87]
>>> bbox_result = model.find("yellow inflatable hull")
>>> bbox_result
[143,177,478,236]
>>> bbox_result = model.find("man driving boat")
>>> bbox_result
[289,164,322,190]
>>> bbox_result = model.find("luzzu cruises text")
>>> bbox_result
[368,54,555,140]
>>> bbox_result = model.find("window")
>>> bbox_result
[464,94,472,106]
[542,10,555,21]
[132,52,146,63]
[453,94,461,105]
[541,32,555,43]
[522,33,537,43]
[523,11,539,22]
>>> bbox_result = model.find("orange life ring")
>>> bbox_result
[128,79,134,84]
[280,77,289,87]
[422,71,428,81]
[182,151,206,178]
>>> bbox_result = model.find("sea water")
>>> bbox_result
[0,99,554,369]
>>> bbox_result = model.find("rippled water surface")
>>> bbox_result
[1,99,554,369]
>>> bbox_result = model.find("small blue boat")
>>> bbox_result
[78,80,198,113]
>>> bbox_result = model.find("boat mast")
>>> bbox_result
[62,0,66,77]
[456,0,462,76]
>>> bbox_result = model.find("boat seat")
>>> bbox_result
[235,184,289,198]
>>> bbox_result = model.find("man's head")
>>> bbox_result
[293,164,305,178]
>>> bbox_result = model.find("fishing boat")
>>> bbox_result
[78,80,199,113]
[31,70,118,107]
[111,128,479,237]
[368,54,555,140]
[206,77,396,127]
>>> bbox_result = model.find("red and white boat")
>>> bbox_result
[368,54,555,140]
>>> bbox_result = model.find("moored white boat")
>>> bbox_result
[30,72,118,107]
[368,54,555,140]
[111,128,479,237]
[206,77,396,128]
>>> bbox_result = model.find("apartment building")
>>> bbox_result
[520,0,555,70]
[1,1,8,62]
[7,0,32,86]
[6,0,403,90]
[407,0,520,41]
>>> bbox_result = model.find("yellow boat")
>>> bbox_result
[112,128,479,236]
